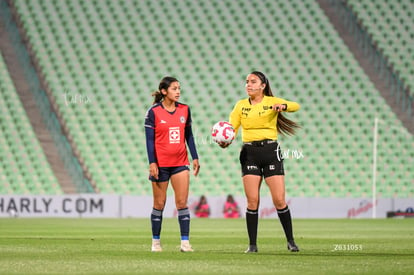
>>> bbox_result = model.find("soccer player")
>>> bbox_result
[144,76,200,252]
[220,71,300,253]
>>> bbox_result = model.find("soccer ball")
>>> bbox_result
[211,121,235,144]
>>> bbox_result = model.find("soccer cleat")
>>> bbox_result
[244,244,258,253]
[287,240,299,252]
[180,240,194,252]
[151,239,162,252]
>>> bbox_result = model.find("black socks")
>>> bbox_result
[245,208,259,245]
[277,205,294,242]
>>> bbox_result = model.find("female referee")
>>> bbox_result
[144,76,200,252]
[220,71,300,253]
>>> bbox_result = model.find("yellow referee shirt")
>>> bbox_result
[229,96,300,142]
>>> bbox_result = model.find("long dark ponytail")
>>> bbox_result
[251,71,300,136]
[152,76,179,104]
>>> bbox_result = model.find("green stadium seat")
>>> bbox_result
[0,52,62,194]
[7,0,413,198]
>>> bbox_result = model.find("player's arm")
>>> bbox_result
[145,127,157,162]
[185,107,200,176]
[218,101,242,148]
[229,101,242,134]
[144,108,159,179]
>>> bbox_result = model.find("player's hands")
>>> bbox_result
[149,163,159,180]
[217,141,231,148]
[272,104,286,112]
[193,159,200,176]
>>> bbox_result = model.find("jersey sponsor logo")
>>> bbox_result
[160,120,167,124]
[169,127,180,144]
[180,116,186,123]
[242,107,251,117]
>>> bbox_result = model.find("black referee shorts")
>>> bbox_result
[239,139,284,178]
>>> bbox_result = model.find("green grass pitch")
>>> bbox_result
[1,218,413,274]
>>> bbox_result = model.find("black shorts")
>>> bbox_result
[149,166,189,182]
[239,139,284,178]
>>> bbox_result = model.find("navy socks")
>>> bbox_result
[178,208,191,240]
[151,208,163,239]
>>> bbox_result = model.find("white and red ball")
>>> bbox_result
[211,121,235,144]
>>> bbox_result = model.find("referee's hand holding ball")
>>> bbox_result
[218,141,231,149]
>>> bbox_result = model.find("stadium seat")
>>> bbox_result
[6,0,413,198]
[0,53,61,194]
[347,0,414,99]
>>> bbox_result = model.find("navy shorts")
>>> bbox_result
[239,139,284,178]
[149,166,189,182]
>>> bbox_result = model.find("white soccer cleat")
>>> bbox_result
[151,239,162,252]
[180,240,194,252]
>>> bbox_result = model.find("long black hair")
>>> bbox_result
[152,76,179,104]
[251,71,300,136]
